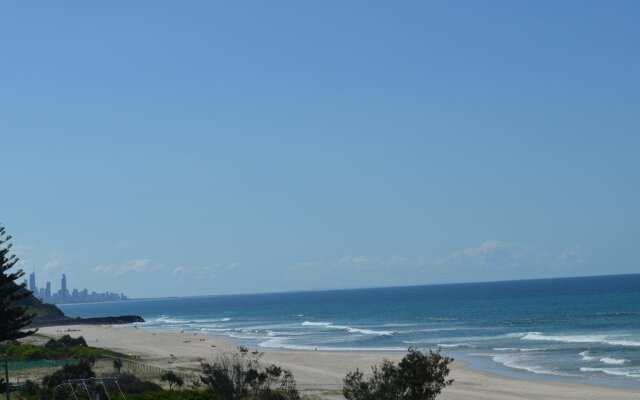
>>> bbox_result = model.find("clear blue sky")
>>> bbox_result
[2,1,639,298]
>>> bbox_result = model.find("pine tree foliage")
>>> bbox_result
[0,224,36,342]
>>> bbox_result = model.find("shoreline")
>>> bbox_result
[35,324,640,400]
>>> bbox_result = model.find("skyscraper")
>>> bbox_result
[45,281,51,299]
[29,272,36,293]
[61,273,68,302]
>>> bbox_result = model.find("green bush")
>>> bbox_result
[200,346,300,400]
[5,343,49,360]
[40,361,96,400]
[125,390,219,400]
[161,370,184,390]
[21,379,40,396]
[105,373,162,394]
[343,348,453,400]
[0,336,126,361]
[45,335,88,350]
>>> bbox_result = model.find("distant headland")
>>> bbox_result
[15,281,143,327]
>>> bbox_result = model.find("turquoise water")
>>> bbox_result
[60,274,640,387]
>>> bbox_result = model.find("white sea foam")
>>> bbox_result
[494,347,542,352]
[406,327,464,333]
[600,357,628,365]
[346,327,393,335]
[491,354,574,377]
[403,332,524,346]
[301,321,394,336]
[258,337,405,352]
[579,351,596,361]
[155,315,232,325]
[522,332,640,347]
[266,330,308,337]
[381,323,421,328]
[436,343,473,348]
[301,321,332,327]
[155,316,188,324]
[200,327,231,332]
[580,367,640,378]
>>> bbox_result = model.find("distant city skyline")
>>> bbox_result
[25,271,128,304]
[2,2,639,298]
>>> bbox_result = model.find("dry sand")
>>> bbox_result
[37,325,640,400]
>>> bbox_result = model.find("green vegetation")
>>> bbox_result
[106,372,163,394]
[342,348,453,400]
[113,357,123,374]
[15,289,66,322]
[0,224,36,342]
[200,346,300,400]
[0,335,125,361]
[124,391,217,400]
[41,361,97,399]
[162,370,185,390]
[10,346,453,400]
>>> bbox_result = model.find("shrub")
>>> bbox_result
[45,335,88,351]
[343,348,453,400]
[10,344,49,360]
[106,373,163,394]
[22,379,40,396]
[161,370,185,390]
[113,358,123,374]
[125,390,217,400]
[40,361,96,400]
[200,346,300,400]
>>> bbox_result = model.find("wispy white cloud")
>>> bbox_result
[12,243,35,268]
[432,240,538,269]
[92,258,164,276]
[120,259,158,274]
[93,259,241,280]
[44,251,73,270]
[295,240,586,272]
[172,266,187,279]
[193,262,241,279]
[556,246,587,266]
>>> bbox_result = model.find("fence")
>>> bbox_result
[100,355,200,386]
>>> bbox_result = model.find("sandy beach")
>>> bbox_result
[33,324,639,400]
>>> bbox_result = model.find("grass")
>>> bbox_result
[0,336,127,361]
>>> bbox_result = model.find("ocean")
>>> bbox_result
[59,274,640,388]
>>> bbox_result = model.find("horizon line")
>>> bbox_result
[105,271,640,304]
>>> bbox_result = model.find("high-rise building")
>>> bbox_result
[29,272,36,293]
[61,273,68,302]
[22,272,129,305]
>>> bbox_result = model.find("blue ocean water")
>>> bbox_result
[60,274,640,387]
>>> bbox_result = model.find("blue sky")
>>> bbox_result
[1,1,639,298]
